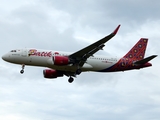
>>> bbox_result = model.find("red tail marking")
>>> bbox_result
[113,25,121,35]
[102,38,149,72]
[123,38,148,60]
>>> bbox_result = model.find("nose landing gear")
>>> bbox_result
[20,64,25,74]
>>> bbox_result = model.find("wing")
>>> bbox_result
[69,25,121,66]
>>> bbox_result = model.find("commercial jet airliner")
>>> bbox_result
[2,25,157,83]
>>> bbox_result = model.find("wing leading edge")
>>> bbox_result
[69,25,121,66]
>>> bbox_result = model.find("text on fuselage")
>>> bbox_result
[28,49,52,57]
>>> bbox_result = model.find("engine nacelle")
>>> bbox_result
[43,69,63,78]
[53,56,70,65]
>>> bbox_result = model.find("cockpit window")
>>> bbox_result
[10,50,16,52]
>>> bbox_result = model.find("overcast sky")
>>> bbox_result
[0,0,160,120]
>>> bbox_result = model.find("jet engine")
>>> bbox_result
[43,69,63,78]
[53,56,70,65]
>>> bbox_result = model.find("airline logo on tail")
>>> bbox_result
[123,38,148,60]
[100,38,156,72]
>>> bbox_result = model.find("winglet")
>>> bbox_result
[113,24,121,35]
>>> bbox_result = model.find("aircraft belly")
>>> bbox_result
[47,63,93,72]
[25,56,116,72]
[48,65,77,72]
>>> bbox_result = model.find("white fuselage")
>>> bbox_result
[2,48,119,72]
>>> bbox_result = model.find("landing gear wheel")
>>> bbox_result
[76,69,82,75]
[68,77,74,83]
[20,70,24,74]
[20,64,25,74]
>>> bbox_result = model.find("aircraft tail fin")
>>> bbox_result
[134,55,157,65]
[123,38,148,60]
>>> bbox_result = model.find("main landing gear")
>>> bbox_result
[76,69,82,75]
[20,64,25,74]
[68,77,74,83]
[67,69,82,83]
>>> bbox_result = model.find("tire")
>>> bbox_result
[20,70,24,74]
[68,77,74,83]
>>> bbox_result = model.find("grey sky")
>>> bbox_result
[0,0,160,120]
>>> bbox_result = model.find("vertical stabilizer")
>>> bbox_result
[123,38,148,60]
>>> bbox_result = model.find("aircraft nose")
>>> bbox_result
[2,54,8,61]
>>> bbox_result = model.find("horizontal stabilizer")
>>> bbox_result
[134,55,157,65]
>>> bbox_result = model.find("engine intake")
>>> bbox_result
[43,69,63,78]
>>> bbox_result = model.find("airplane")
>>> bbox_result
[2,25,157,83]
